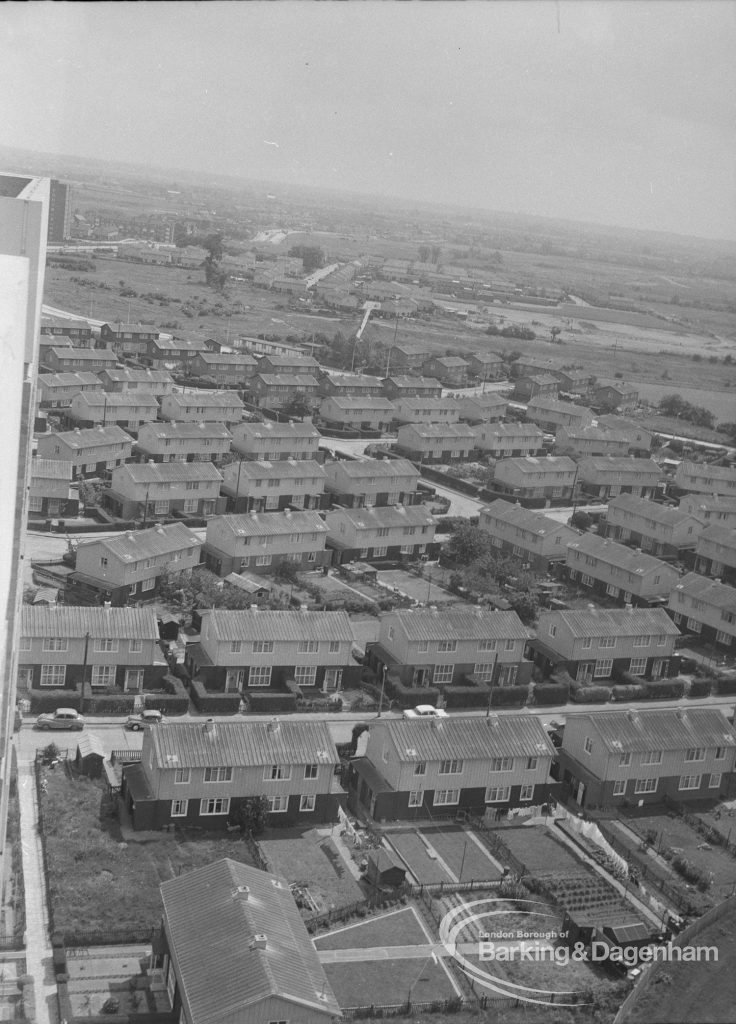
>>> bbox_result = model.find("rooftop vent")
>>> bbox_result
[267,717,280,733]
[204,718,217,736]
[250,934,267,950]
[232,885,249,900]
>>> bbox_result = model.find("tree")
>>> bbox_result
[718,422,736,442]
[550,326,563,344]
[230,796,270,836]
[418,245,431,263]
[288,245,324,272]
[443,525,491,566]
[282,391,312,418]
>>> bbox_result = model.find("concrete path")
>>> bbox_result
[16,749,57,1024]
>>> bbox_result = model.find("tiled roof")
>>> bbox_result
[260,355,320,368]
[458,392,507,406]
[575,708,736,754]
[380,714,554,763]
[392,607,528,641]
[214,510,327,538]
[21,605,158,639]
[161,858,340,1023]
[519,374,559,385]
[196,352,257,365]
[38,372,102,388]
[152,338,207,352]
[395,398,456,410]
[331,505,436,529]
[254,373,319,387]
[672,572,736,611]
[429,356,469,367]
[138,422,232,440]
[607,494,701,526]
[151,719,338,769]
[481,499,573,537]
[103,322,156,334]
[327,457,418,479]
[497,455,576,475]
[403,423,475,439]
[203,608,353,643]
[567,533,677,576]
[562,427,637,444]
[475,423,543,438]
[234,421,320,439]
[100,368,173,383]
[52,425,134,449]
[118,462,223,484]
[468,351,503,363]
[31,459,73,480]
[577,456,663,474]
[678,461,736,483]
[84,522,201,562]
[48,346,117,361]
[324,373,382,388]
[699,524,736,548]
[167,392,244,408]
[527,397,592,416]
[325,397,394,410]
[74,392,159,408]
[230,459,326,480]
[383,376,441,388]
[538,606,679,639]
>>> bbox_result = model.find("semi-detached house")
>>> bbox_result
[37,372,102,409]
[319,396,395,431]
[72,522,202,605]
[391,397,461,426]
[122,718,345,830]
[185,608,357,696]
[493,455,577,501]
[188,351,258,385]
[135,421,232,464]
[100,322,159,357]
[694,524,736,584]
[325,504,438,564]
[525,397,594,433]
[349,715,556,822]
[679,494,736,528]
[395,423,476,463]
[323,457,420,508]
[454,392,508,425]
[674,462,736,498]
[669,573,736,650]
[28,459,77,519]
[36,425,133,481]
[318,372,384,399]
[473,423,544,458]
[43,346,118,374]
[565,533,680,606]
[249,373,320,411]
[381,376,442,400]
[203,510,329,576]
[577,457,664,500]
[558,708,736,810]
[97,367,174,397]
[554,427,634,459]
[143,337,208,368]
[159,391,244,427]
[603,494,704,558]
[103,461,224,520]
[478,499,578,572]
[230,420,321,462]
[66,391,159,432]
[221,458,326,513]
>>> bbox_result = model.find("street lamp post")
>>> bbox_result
[80,631,90,715]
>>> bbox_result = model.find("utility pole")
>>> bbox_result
[142,483,151,528]
[376,663,387,718]
[80,631,90,714]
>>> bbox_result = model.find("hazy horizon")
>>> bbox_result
[3,1,734,241]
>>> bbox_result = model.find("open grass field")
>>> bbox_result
[496,825,588,877]
[314,905,430,950]
[39,767,257,934]
[258,829,364,913]
[628,814,736,902]
[323,957,459,1009]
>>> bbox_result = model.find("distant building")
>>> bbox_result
[230,420,321,462]
[592,381,639,413]
[465,351,505,380]
[221,458,326,513]
[679,493,736,527]
[421,355,469,387]
[513,374,559,402]
[479,499,578,572]
[565,533,680,606]
[669,573,736,650]
[188,351,258,385]
[392,397,461,426]
[554,426,634,458]
[324,504,438,564]
[40,315,92,347]
[203,510,329,576]
[249,373,320,411]
[99,322,159,358]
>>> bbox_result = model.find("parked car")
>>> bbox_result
[36,708,85,731]
[403,705,449,719]
[125,709,164,731]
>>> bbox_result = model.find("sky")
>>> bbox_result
[2,1,735,240]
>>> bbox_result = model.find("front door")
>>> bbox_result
[576,662,594,683]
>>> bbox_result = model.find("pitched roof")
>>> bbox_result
[324,397,395,410]
[38,372,102,388]
[519,373,559,385]
[474,422,543,439]
[138,421,232,440]
[222,572,270,594]
[566,533,678,576]
[117,462,223,484]
[21,605,159,639]
[151,337,207,352]
[428,356,469,367]
[234,421,320,440]
[380,714,554,763]
[401,423,475,439]
[699,523,736,548]
[573,708,736,754]
[672,572,736,611]
[330,505,436,529]
[480,499,574,537]
[151,719,338,769]
[496,455,576,475]
[324,372,383,388]
[160,858,340,1024]
[51,425,134,449]
[48,346,117,361]
[73,391,159,408]
[203,608,353,643]
[254,373,319,387]
[538,606,679,639]
[103,322,157,334]
[391,606,528,642]
[166,391,244,408]
[577,456,663,475]
[607,494,702,526]
[213,510,327,538]
[260,354,320,368]
[195,352,257,366]
[678,461,736,483]
[383,375,441,388]
[81,522,201,563]
[327,457,418,479]
[527,397,592,416]
[99,368,173,383]
[227,458,326,480]
[31,459,73,480]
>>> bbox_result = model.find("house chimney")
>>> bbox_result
[103,601,111,610]
[204,718,217,737]
[267,717,280,733]
[126,531,134,541]
[250,934,267,950]
[625,603,633,612]
[232,885,250,900]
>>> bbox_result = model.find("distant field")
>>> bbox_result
[635,382,735,428]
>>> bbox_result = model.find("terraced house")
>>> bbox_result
[97,367,175,397]
[525,397,594,433]
[230,419,321,462]
[203,510,329,575]
[493,455,577,501]
[72,522,202,605]
[478,499,578,572]
[159,391,244,426]
[673,461,736,498]
[185,608,357,696]
[323,457,420,508]
[576,457,664,500]
[528,607,680,684]
[395,423,475,463]
[349,714,556,822]
[391,397,461,426]
[135,421,232,464]
[324,504,438,564]
[602,494,704,558]
[37,371,102,409]
[36,425,133,480]
[122,718,344,830]
[565,534,680,606]
[694,524,736,584]
[319,395,395,431]
[221,458,326,513]
[66,390,160,432]
[103,461,225,520]
[366,606,532,692]
[18,606,165,693]
[558,708,736,810]
[669,573,736,650]
[472,422,544,459]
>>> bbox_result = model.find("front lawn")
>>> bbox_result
[314,905,430,950]
[323,957,459,1009]
[39,766,256,936]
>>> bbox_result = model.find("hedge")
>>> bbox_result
[642,679,685,700]
[189,679,241,715]
[571,686,610,703]
[442,685,492,710]
[28,688,82,714]
[715,675,736,696]
[143,673,190,715]
[611,684,647,702]
[244,691,298,714]
[550,668,576,690]
[533,682,570,706]
[84,694,136,715]
[688,678,712,699]
[386,679,441,708]
[490,685,529,707]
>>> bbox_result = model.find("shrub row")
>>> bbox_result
[28,689,81,714]
[244,691,298,714]
[532,682,570,705]
[142,673,190,715]
[490,685,529,707]
[571,686,610,703]
[386,680,441,708]
[441,685,491,710]
[189,679,241,715]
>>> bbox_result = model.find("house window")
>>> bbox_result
[297,640,319,654]
[584,737,593,755]
[19,636,31,651]
[439,759,462,775]
[709,773,722,790]
[268,795,288,813]
[304,764,318,780]
[548,625,557,638]
[200,798,230,815]
[39,665,66,687]
[485,786,511,803]
[414,762,427,776]
[599,636,616,649]
[433,664,454,685]
[171,800,188,818]
[418,640,429,653]
[408,790,423,807]
[434,789,460,806]
[248,666,272,687]
[329,640,340,653]
[716,630,732,646]
[504,639,515,651]
[642,750,662,765]
[255,554,272,566]
[619,752,632,767]
[606,584,619,598]
[204,767,233,783]
[686,618,702,633]
[634,778,658,794]
[323,668,342,692]
[28,496,43,513]
[478,639,496,652]
[580,574,594,587]
[154,500,169,514]
[264,765,292,781]
[594,659,613,678]
[491,757,513,772]
[183,498,198,514]
[526,757,538,771]
[299,794,316,812]
[520,785,534,801]
[252,640,273,654]
[294,666,317,687]
[129,639,143,654]
[230,641,243,654]
[685,748,705,762]
[656,634,668,646]
[613,780,626,796]
[42,637,68,652]
[387,627,395,641]
[473,663,495,682]
[174,769,191,784]
[633,635,650,647]
[629,658,647,677]
[225,669,245,692]
[124,668,144,692]
[581,637,592,649]
[678,775,701,792]
[373,546,388,557]
[716,747,726,760]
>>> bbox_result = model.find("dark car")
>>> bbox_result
[125,710,165,731]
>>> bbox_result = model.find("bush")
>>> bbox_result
[571,686,610,703]
[533,682,570,705]
[385,679,441,709]
[611,684,647,702]
[688,678,712,699]
[144,673,190,715]
[244,691,298,714]
[85,694,136,715]
[715,675,736,696]
[642,679,685,700]
[28,689,81,714]
[442,684,491,710]
[490,685,529,707]
[189,679,241,715]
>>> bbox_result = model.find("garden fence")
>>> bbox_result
[600,819,698,912]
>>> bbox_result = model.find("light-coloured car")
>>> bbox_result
[125,709,164,731]
[36,708,85,731]
[403,704,449,719]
